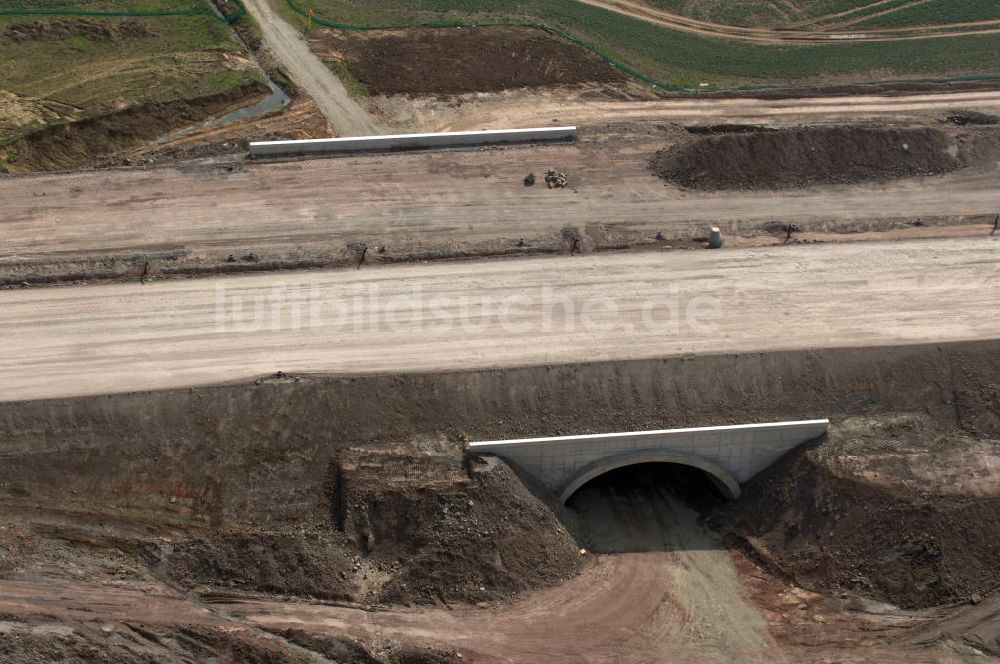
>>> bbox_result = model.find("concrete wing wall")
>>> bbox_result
[469,420,829,500]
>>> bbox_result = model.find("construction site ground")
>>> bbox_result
[3,9,1000,658]
[1,342,999,662]
[3,117,1000,285]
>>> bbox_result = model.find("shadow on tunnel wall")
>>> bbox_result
[565,462,731,554]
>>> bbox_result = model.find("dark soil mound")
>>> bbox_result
[136,446,581,605]
[4,18,154,43]
[651,126,960,190]
[0,83,267,172]
[322,26,624,95]
[143,533,356,600]
[333,449,582,605]
[712,415,1000,609]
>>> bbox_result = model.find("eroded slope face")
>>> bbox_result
[0,341,998,660]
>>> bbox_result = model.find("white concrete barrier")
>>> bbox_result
[248,126,577,157]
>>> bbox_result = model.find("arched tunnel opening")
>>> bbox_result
[565,463,730,554]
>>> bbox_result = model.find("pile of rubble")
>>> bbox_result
[545,169,569,188]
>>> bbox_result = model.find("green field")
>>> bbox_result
[638,0,1000,28]
[856,0,1000,28]
[275,0,1000,90]
[0,0,208,11]
[645,0,787,27]
[0,1,261,147]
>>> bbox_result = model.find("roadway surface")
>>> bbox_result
[241,0,380,135]
[1,237,997,402]
[431,88,1000,131]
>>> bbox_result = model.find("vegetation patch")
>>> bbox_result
[0,3,264,169]
[855,0,1000,27]
[0,83,266,171]
[280,0,1000,90]
[323,58,369,97]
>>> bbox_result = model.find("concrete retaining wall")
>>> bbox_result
[249,126,577,157]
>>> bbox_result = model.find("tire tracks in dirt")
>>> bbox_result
[573,0,1000,42]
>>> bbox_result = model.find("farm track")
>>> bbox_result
[241,0,380,135]
[785,0,924,28]
[574,0,1000,42]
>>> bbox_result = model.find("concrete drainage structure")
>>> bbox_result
[248,126,577,157]
[469,419,830,503]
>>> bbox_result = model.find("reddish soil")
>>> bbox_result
[714,415,1000,609]
[313,26,625,95]
[139,446,581,605]
[651,125,962,190]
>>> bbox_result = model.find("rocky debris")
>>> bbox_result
[127,439,581,606]
[544,169,568,189]
[141,533,356,600]
[276,629,463,664]
[329,444,582,605]
[650,126,961,190]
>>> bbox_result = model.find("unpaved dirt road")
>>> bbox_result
[422,88,1000,131]
[3,126,999,279]
[241,0,379,135]
[225,484,785,663]
[573,0,1000,42]
[1,237,998,402]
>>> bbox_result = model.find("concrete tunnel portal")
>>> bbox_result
[468,420,830,505]
[558,451,742,503]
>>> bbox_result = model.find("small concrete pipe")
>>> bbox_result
[708,227,724,249]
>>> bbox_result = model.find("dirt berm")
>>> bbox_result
[0,83,268,173]
[651,125,961,190]
[0,341,998,611]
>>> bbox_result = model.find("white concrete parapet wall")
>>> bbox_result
[249,126,577,157]
[469,419,829,502]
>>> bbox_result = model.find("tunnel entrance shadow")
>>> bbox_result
[566,463,730,554]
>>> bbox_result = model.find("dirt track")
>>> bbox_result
[573,0,1000,42]
[1,237,998,402]
[422,89,1000,131]
[225,490,783,664]
[241,0,379,135]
